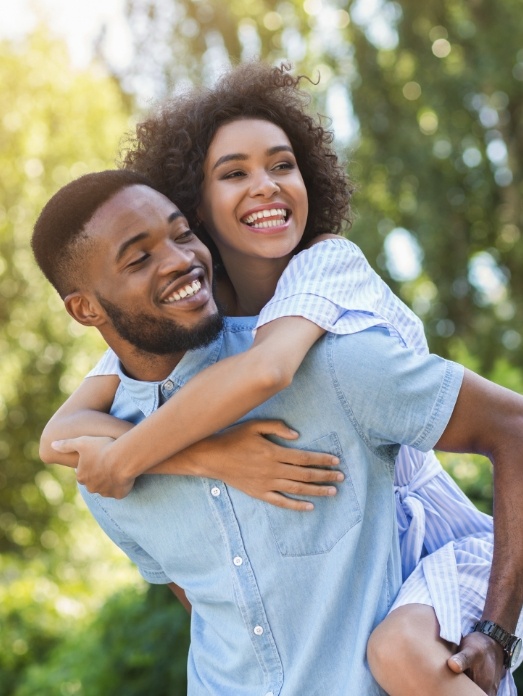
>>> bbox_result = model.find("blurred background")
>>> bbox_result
[1,0,522,693]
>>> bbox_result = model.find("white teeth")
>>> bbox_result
[243,208,286,225]
[249,218,286,229]
[163,279,202,303]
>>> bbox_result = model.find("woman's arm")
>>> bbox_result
[40,375,127,466]
[65,419,342,509]
[53,316,327,495]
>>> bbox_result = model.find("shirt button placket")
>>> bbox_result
[161,379,175,402]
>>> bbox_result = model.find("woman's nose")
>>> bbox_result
[250,171,280,198]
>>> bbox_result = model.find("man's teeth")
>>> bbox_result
[164,279,201,303]
[243,208,287,227]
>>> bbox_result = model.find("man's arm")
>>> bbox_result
[434,369,523,687]
[332,328,522,692]
[167,582,191,614]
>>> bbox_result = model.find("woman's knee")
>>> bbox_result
[367,604,439,682]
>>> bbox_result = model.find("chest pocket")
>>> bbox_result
[263,432,362,557]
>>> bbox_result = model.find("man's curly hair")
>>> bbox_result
[121,62,353,263]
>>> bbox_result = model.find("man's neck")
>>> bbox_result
[119,352,185,382]
[107,336,185,382]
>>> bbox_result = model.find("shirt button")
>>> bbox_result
[253,625,264,636]
[164,380,174,391]
[211,487,221,497]
[233,556,243,566]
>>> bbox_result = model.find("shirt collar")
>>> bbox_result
[115,329,225,417]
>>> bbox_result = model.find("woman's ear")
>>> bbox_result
[64,292,106,327]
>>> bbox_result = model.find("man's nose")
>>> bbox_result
[249,170,280,198]
[158,240,195,275]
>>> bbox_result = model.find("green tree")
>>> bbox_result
[0,30,129,558]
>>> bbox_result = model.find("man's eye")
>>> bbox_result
[127,254,149,268]
[176,229,195,242]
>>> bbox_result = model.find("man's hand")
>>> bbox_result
[448,630,505,695]
[52,436,135,499]
[181,419,344,511]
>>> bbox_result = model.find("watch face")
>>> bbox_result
[510,638,522,668]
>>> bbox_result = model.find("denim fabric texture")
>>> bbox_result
[80,318,463,696]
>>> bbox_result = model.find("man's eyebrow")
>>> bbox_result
[115,212,185,263]
[167,211,184,224]
[115,232,149,263]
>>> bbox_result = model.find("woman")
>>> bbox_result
[43,62,522,695]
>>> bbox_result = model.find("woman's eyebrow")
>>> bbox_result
[212,145,293,171]
[212,153,248,171]
[266,145,294,156]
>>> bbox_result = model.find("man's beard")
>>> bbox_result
[97,295,224,355]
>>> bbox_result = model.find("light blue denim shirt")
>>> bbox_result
[80,317,464,696]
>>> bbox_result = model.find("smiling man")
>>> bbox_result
[32,170,221,381]
[32,170,523,696]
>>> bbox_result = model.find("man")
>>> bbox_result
[32,170,523,695]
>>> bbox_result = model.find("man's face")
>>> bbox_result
[84,185,221,354]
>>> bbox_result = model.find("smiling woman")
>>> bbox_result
[198,118,309,316]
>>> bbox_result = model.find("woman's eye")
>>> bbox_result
[222,170,245,180]
[274,161,294,171]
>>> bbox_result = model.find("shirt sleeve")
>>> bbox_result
[257,238,429,355]
[78,486,171,584]
[86,348,120,378]
[328,327,464,457]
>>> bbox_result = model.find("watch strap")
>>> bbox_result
[472,620,520,668]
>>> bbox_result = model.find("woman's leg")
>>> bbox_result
[367,603,485,695]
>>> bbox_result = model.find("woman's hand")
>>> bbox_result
[53,419,344,509]
[173,419,344,511]
[52,435,135,499]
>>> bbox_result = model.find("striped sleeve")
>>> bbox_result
[256,238,429,355]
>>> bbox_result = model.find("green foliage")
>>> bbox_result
[0,29,131,559]
[2,575,189,696]
[15,585,189,696]
[346,0,523,372]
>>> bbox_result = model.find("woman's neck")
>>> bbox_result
[218,251,292,317]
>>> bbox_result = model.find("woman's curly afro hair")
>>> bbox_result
[121,61,353,259]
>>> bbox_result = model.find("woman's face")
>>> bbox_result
[198,118,309,265]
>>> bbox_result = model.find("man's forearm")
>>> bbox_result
[481,446,523,632]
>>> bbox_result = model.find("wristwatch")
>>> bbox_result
[472,620,522,668]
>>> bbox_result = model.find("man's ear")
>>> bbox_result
[64,292,106,327]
